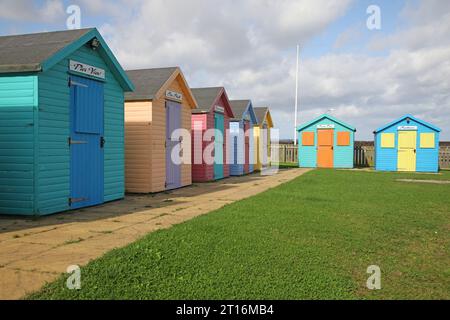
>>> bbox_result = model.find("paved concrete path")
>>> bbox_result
[0,168,311,299]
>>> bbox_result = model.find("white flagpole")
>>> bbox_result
[294,45,300,145]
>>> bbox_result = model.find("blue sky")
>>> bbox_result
[0,0,449,140]
[302,0,407,58]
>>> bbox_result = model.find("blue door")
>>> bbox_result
[165,100,181,190]
[214,113,224,179]
[69,75,104,209]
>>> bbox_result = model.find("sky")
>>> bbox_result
[1,0,449,140]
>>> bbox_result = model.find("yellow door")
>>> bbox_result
[397,131,417,171]
[253,127,261,170]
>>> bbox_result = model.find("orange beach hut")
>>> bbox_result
[124,67,198,193]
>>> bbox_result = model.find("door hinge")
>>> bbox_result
[100,137,106,148]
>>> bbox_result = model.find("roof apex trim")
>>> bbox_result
[374,114,441,133]
[230,99,257,124]
[297,114,356,132]
[154,67,198,109]
[191,86,234,117]
[254,107,274,128]
[40,28,134,91]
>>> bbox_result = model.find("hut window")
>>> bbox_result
[337,132,350,146]
[302,132,315,146]
[420,133,435,148]
[380,133,395,148]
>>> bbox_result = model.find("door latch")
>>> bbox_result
[100,137,106,148]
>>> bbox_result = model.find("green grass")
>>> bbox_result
[274,162,299,169]
[29,170,450,300]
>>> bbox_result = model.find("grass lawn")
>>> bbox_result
[29,170,450,300]
[274,162,299,169]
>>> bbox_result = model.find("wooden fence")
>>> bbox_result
[271,145,298,163]
[272,144,450,169]
[354,146,374,167]
[441,147,450,169]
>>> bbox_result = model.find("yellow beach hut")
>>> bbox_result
[253,107,274,171]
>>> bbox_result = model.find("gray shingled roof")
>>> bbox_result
[229,100,250,121]
[190,87,222,113]
[0,28,93,73]
[125,67,178,101]
[253,107,269,125]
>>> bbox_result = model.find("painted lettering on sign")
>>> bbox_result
[215,105,225,113]
[69,60,105,79]
[317,124,335,129]
[166,90,183,101]
[398,126,418,131]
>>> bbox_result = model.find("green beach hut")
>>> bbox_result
[0,28,134,216]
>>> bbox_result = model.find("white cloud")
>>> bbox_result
[95,0,353,138]
[369,0,450,51]
[0,0,64,22]
[95,0,450,140]
[75,0,134,17]
[3,0,449,140]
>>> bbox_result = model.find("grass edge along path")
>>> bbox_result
[28,169,450,300]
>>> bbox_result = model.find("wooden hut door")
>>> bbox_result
[244,121,250,173]
[317,129,334,168]
[69,75,104,209]
[397,131,417,171]
[214,113,224,180]
[165,101,182,190]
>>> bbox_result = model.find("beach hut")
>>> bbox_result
[191,87,234,182]
[124,67,197,193]
[229,100,258,175]
[253,107,274,171]
[297,114,356,168]
[0,28,134,216]
[374,115,441,172]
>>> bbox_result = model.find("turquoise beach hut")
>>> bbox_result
[0,28,134,216]
[297,114,356,168]
[374,115,441,172]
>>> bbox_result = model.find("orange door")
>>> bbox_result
[317,129,334,168]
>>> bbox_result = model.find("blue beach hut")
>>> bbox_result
[229,100,258,175]
[0,28,134,215]
[374,115,441,172]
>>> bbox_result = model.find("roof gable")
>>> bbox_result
[297,114,356,132]
[374,114,441,133]
[230,100,257,124]
[254,107,274,128]
[0,28,134,91]
[0,28,92,73]
[191,87,234,117]
[125,67,197,108]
